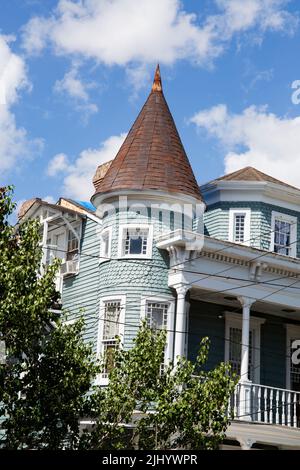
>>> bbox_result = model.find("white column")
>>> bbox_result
[174,285,189,364]
[238,296,255,382]
[237,296,255,422]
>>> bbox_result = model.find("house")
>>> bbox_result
[19,66,300,450]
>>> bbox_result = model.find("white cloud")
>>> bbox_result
[47,152,69,176]
[47,133,126,199]
[190,104,300,187]
[21,0,297,68]
[0,35,42,175]
[43,195,56,204]
[54,66,98,119]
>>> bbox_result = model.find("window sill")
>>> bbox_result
[117,254,152,260]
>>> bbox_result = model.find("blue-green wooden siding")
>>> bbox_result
[204,201,300,257]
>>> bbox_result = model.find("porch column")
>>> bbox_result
[173,285,189,365]
[237,296,255,422]
[238,296,255,382]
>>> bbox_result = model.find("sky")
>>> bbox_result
[1,0,300,214]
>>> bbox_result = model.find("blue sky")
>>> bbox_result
[1,0,300,212]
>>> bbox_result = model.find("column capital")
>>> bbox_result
[237,296,256,309]
[174,284,189,297]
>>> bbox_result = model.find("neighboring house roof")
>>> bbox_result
[18,198,90,221]
[208,166,299,191]
[59,198,96,213]
[93,65,203,201]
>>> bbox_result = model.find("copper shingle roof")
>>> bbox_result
[93,65,203,201]
[210,166,299,191]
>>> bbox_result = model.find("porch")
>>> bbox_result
[186,295,300,429]
[157,230,300,441]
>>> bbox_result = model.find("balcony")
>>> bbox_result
[232,382,300,428]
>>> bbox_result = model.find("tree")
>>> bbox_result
[0,187,99,449]
[82,325,237,450]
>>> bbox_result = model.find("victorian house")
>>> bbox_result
[19,66,300,450]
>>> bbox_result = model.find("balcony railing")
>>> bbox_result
[231,382,300,428]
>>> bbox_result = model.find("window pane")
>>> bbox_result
[146,302,168,329]
[229,327,254,381]
[124,228,149,256]
[274,218,292,256]
[290,338,300,392]
[103,301,121,340]
[102,342,116,377]
[234,214,245,243]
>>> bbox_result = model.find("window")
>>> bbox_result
[224,312,265,383]
[141,296,175,366]
[229,209,251,246]
[118,225,153,258]
[234,214,245,243]
[286,325,300,392]
[146,302,169,330]
[229,326,254,381]
[98,296,126,383]
[67,225,80,260]
[99,228,112,263]
[271,212,297,258]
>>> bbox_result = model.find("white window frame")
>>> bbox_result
[97,295,126,386]
[286,324,300,390]
[271,211,297,258]
[224,312,265,383]
[141,295,175,365]
[228,208,251,246]
[118,224,153,259]
[99,226,112,263]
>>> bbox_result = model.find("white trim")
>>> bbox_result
[271,211,297,258]
[285,324,300,390]
[228,208,251,246]
[140,295,175,364]
[118,223,153,259]
[201,180,300,213]
[224,312,265,383]
[99,226,112,263]
[97,294,126,386]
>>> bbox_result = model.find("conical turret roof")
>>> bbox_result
[93,65,202,201]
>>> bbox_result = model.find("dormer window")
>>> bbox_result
[271,212,297,257]
[118,224,153,259]
[229,209,251,246]
[99,227,112,263]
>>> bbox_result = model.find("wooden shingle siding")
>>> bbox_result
[62,218,101,352]
[98,208,174,350]
[204,201,300,257]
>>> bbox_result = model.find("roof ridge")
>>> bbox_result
[207,166,299,191]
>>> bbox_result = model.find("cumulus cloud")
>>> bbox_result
[54,66,98,120]
[190,104,300,187]
[0,35,42,175]
[47,133,126,199]
[21,0,297,68]
[47,152,69,176]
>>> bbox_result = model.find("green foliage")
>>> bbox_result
[0,187,99,449]
[83,324,237,450]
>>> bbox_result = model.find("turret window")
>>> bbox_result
[99,227,112,263]
[118,224,153,259]
[98,295,126,384]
